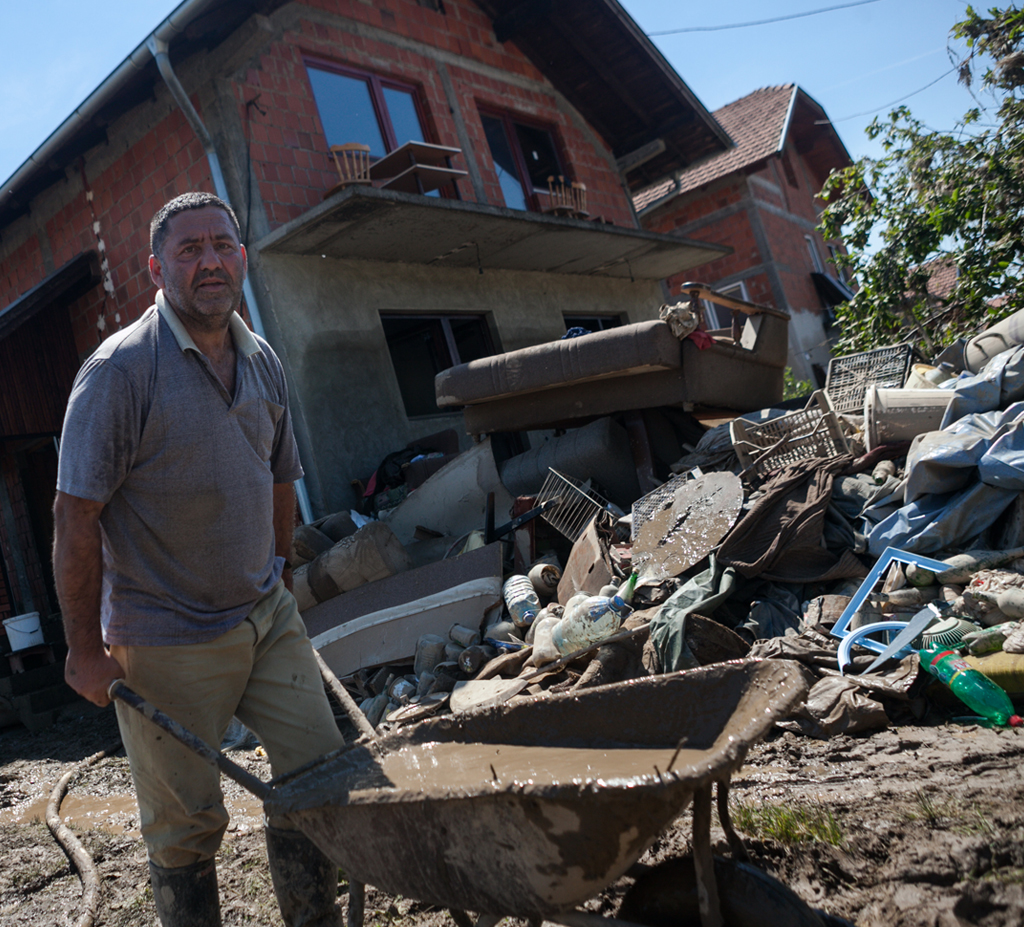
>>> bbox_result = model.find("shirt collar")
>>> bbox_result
[156,289,262,359]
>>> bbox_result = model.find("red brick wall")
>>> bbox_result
[640,143,835,313]
[0,0,637,363]
[0,237,45,314]
[234,0,636,228]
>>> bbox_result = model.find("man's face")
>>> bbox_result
[148,206,246,330]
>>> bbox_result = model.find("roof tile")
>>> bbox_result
[634,85,796,212]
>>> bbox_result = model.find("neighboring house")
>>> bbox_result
[634,84,854,384]
[0,0,733,626]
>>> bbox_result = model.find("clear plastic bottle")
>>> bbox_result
[919,647,1023,727]
[551,573,638,655]
[502,574,540,628]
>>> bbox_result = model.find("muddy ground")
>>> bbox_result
[1,697,1022,927]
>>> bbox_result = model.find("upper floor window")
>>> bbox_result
[702,282,747,331]
[480,111,563,211]
[306,62,426,159]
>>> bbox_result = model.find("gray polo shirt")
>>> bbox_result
[57,291,304,646]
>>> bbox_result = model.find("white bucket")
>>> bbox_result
[864,387,954,451]
[3,611,44,652]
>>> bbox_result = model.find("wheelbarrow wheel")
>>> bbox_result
[618,855,826,927]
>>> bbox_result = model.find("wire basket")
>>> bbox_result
[536,469,614,543]
[631,471,692,543]
[730,391,849,479]
[825,343,914,414]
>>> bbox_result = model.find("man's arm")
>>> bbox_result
[53,491,123,707]
[273,482,297,593]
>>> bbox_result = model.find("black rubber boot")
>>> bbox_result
[148,858,221,927]
[265,825,342,927]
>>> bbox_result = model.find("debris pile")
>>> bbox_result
[292,302,1024,746]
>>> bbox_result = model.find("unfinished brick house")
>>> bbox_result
[0,0,741,674]
[634,85,854,384]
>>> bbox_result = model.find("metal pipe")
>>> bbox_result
[146,36,315,524]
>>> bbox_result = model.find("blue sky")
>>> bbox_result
[0,0,994,188]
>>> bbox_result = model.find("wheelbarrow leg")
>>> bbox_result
[716,778,749,862]
[347,879,364,927]
[692,784,723,927]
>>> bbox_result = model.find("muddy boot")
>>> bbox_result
[265,825,342,926]
[148,858,220,926]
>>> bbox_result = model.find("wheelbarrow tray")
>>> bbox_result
[265,658,807,918]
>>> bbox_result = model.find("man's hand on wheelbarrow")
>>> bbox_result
[65,646,124,707]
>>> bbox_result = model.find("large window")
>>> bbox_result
[480,111,563,211]
[381,314,495,417]
[306,62,426,160]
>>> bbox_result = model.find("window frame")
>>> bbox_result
[478,107,567,211]
[379,312,497,419]
[703,281,748,331]
[304,57,431,156]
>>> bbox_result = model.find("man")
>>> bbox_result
[53,192,345,927]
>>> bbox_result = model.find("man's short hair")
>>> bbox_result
[150,192,241,258]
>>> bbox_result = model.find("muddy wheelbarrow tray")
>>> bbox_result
[262,658,807,919]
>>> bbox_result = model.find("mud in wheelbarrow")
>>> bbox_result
[267,658,806,920]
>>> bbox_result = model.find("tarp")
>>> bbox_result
[866,401,1024,555]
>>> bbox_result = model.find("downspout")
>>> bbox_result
[146,37,315,525]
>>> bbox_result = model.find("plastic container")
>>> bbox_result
[864,387,953,451]
[919,646,1023,727]
[551,574,638,656]
[3,612,43,652]
[503,574,540,628]
[730,391,849,477]
[825,343,915,414]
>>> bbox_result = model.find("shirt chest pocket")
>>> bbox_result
[234,396,284,461]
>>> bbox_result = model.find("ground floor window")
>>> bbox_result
[563,315,622,334]
[381,314,494,417]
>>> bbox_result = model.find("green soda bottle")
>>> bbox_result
[919,647,1023,728]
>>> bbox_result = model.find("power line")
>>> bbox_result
[648,0,885,35]
[817,66,958,123]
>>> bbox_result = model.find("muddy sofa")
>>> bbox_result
[434,313,790,435]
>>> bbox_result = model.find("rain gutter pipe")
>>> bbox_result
[147,35,315,524]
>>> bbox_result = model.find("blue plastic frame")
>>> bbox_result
[830,546,950,655]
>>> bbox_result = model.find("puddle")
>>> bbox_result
[0,790,265,835]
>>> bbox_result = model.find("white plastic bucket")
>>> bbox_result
[3,612,43,652]
[864,387,953,451]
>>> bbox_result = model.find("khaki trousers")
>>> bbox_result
[110,581,345,868]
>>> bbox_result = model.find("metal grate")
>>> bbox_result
[536,469,614,543]
[730,391,849,479]
[825,344,914,414]
[631,471,692,543]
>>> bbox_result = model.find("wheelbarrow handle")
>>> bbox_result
[108,679,273,801]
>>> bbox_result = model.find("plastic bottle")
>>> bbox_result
[503,574,540,628]
[551,572,638,655]
[919,646,1023,727]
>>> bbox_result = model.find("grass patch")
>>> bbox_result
[730,799,844,847]
[903,791,996,835]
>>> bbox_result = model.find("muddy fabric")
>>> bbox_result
[940,343,1024,427]
[110,582,344,869]
[718,455,867,583]
[649,554,740,672]
[777,675,890,739]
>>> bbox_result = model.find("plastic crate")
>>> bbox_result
[825,344,914,414]
[536,469,615,543]
[730,391,849,478]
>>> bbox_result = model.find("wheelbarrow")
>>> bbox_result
[112,658,812,927]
